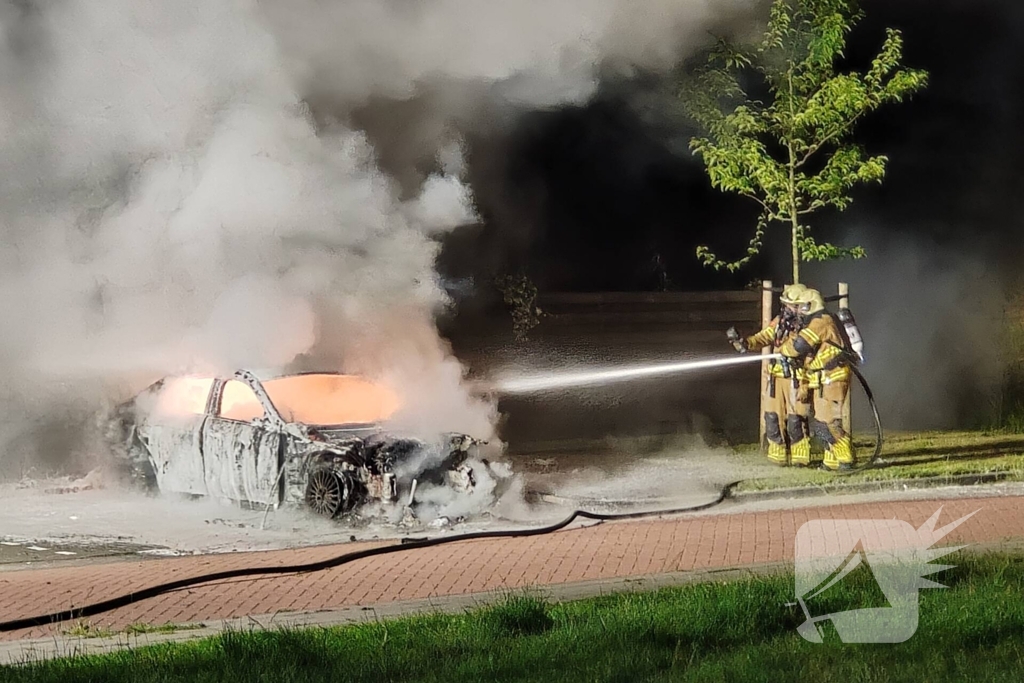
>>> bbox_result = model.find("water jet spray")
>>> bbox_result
[480,349,882,475]
[489,354,781,395]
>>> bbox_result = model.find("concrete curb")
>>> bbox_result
[527,471,1018,510]
[732,471,1017,503]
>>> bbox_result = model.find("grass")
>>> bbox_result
[735,430,1024,492]
[4,552,1024,682]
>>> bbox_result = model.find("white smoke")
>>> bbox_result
[261,0,753,108]
[806,229,1004,430]
[0,0,753,473]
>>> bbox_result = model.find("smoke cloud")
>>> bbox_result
[0,0,752,474]
[805,229,1005,431]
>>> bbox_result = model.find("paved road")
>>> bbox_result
[0,539,172,571]
[2,489,1021,643]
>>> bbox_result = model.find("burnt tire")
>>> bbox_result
[125,456,158,492]
[304,467,358,519]
[113,427,158,493]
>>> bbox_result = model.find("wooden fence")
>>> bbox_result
[443,289,765,450]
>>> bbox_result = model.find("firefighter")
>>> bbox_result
[780,288,855,471]
[727,284,810,466]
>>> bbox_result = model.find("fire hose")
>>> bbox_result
[842,363,884,472]
[0,363,883,633]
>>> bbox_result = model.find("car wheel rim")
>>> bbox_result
[306,469,346,518]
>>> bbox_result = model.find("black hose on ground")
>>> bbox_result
[0,481,742,633]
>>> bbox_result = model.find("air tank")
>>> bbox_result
[835,307,865,363]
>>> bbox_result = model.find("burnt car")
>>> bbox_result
[108,370,501,521]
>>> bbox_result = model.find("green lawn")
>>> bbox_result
[735,430,1024,492]
[5,552,1024,682]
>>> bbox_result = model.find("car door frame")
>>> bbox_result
[202,372,288,507]
[139,379,214,497]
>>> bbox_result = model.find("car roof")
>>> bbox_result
[246,370,360,382]
[146,370,365,384]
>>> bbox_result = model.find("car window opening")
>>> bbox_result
[151,377,215,417]
[261,374,400,426]
[219,380,266,422]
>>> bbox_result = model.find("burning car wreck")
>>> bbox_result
[107,370,509,525]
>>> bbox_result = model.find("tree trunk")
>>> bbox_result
[790,209,800,284]
[788,151,800,284]
[787,68,800,285]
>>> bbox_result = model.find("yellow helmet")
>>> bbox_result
[796,288,826,315]
[779,283,808,306]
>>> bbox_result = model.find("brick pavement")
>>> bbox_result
[1,494,1020,641]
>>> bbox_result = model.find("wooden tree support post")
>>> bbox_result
[758,280,773,451]
[838,282,853,442]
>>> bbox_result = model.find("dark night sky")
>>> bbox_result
[446,0,1024,294]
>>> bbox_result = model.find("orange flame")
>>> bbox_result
[261,374,401,425]
[151,377,215,417]
[148,373,401,425]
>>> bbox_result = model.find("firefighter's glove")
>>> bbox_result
[726,327,747,354]
[796,384,811,403]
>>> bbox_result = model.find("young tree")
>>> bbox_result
[495,270,542,343]
[684,0,928,283]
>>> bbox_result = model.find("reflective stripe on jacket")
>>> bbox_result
[745,316,808,380]
[778,312,850,387]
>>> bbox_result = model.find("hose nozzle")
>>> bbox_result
[726,327,747,353]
